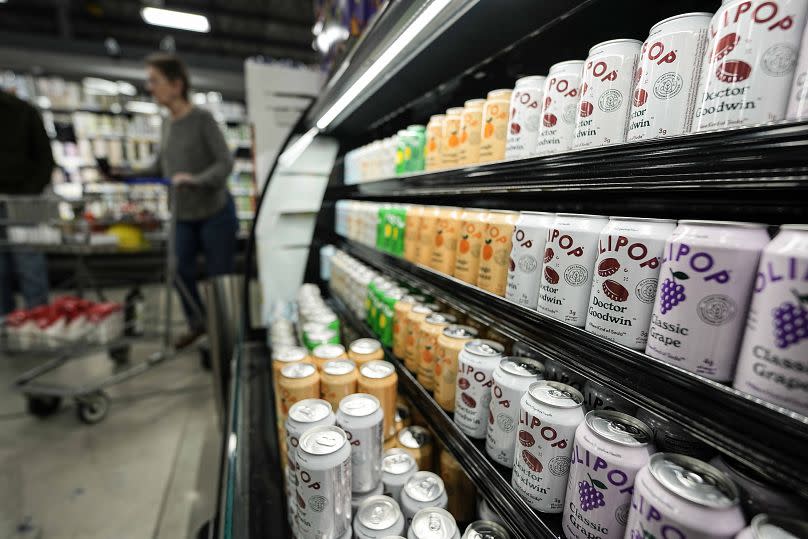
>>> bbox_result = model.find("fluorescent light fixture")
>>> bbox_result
[141,6,210,33]
[279,128,319,168]
[126,100,160,114]
[315,0,453,130]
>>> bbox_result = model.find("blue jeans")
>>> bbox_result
[175,196,238,331]
[0,250,50,315]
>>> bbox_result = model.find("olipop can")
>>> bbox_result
[538,213,609,326]
[312,343,348,370]
[358,360,399,441]
[435,325,479,412]
[400,472,449,524]
[505,76,546,160]
[394,296,417,359]
[459,99,485,165]
[787,21,808,119]
[585,216,677,350]
[462,521,510,539]
[353,495,406,539]
[349,338,384,367]
[417,313,456,391]
[485,357,545,468]
[506,211,556,309]
[693,0,808,131]
[454,209,489,285]
[382,448,418,505]
[405,206,424,262]
[430,207,462,275]
[479,89,513,163]
[286,398,336,472]
[405,305,434,372]
[408,508,460,539]
[534,60,585,155]
[644,220,769,382]
[562,411,655,539]
[320,359,358,411]
[454,339,505,439]
[441,107,464,169]
[279,362,321,421]
[477,210,519,297]
[511,381,585,513]
[337,393,384,494]
[294,426,352,539]
[624,453,745,539]
[418,206,442,267]
[573,39,642,149]
[736,514,808,539]
[425,115,445,171]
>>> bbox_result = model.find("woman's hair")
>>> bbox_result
[146,53,190,100]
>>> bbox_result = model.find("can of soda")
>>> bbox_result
[279,362,321,423]
[435,325,479,412]
[478,210,519,297]
[441,108,464,169]
[286,398,336,472]
[505,76,546,160]
[512,381,585,513]
[459,99,485,165]
[506,211,556,309]
[383,448,419,505]
[461,521,510,539]
[535,60,585,155]
[321,359,358,411]
[634,407,713,460]
[455,339,505,439]
[582,379,637,414]
[407,507,460,539]
[394,296,417,359]
[407,125,427,172]
[307,328,341,351]
[430,207,463,275]
[405,305,434,372]
[352,483,385,514]
[439,447,476,523]
[337,393,384,494]
[312,343,349,370]
[272,346,309,425]
[418,206,442,267]
[405,206,425,263]
[358,360,399,440]
[397,426,434,471]
[454,209,489,285]
[350,338,385,367]
[787,22,808,120]
[486,357,545,467]
[417,313,457,390]
[736,515,808,539]
[426,116,445,171]
[400,472,449,524]
[354,495,406,539]
[479,89,513,163]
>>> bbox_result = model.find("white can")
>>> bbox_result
[573,39,642,149]
[505,75,546,160]
[382,448,419,505]
[485,357,545,468]
[286,398,336,471]
[337,393,384,494]
[786,21,808,119]
[454,339,505,439]
[733,224,808,415]
[354,495,406,539]
[506,211,556,309]
[461,521,510,539]
[511,381,585,513]
[537,213,609,327]
[693,0,808,131]
[585,216,677,350]
[352,483,385,514]
[407,507,460,539]
[534,60,585,155]
[736,514,808,539]
[627,12,713,140]
[645,220,769,382]
[400,471,449,525]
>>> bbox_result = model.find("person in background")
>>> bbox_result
[0,90,54,315]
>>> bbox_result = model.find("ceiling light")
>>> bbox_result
[279,128,319,168]
[141,7,210,33]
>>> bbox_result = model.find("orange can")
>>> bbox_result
[271,346,308,426]
[393,295,416,359]
[459,99,485,165]
[417,205,441,267]
[403,204,423,263]
[311,343,347,370]
[404,304,433,372]
[479,89,513,163]
[319,359,357,410]
[477,210,519,296]
[439,446,476,522]
[357,359,399,440]
[416,313,456,391]
[429,206,461,275]
[441,107,464,169]
[396,425,434,471]
[425,114,445,171]
[434,325,478,412]
[278,362,320,423]
[348,338,384,367]
[453,209,489,284]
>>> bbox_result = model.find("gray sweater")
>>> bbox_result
[142,107,234,221]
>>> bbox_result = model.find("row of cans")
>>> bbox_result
[344,125,428,184]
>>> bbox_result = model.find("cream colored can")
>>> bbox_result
[459,99,485,165]
[425,115,445,171]
[477,210,519,297]
[441,107,464,169]
[479,89,512,163]
[416,313,456,391]
[430,206,462,275]
[417,206,441,267]
[404,205,425,263]
[453,209,489,284]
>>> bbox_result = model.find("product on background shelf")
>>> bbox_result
[396,426,434,472]
[645,220,768,382]
[434,325,479,412]
[430,207,462,274]
[441,107,464,169]
[459,99,485,165]
[425,115,445,171]
[542,357,586,392]
[736,514,808,539]
[272,348,308,418]
[404,205,424,262]
[733,224,808,415]
[504,75,546,160]
[585,216,677,349]
[352,483,384,516]
[582,379,637,414]
[417,206,442,267]
[628,12,712,141]
[563,411,655,539]
[357,360,399,440]
[477,210,518,297]
[312,343,348,370]
[506,211,556,309]
[404,305,434,371]
[285,398,336,473]
[439,447,476,523]
[478,89,513,163]
[624,453,745,539]
[454,209,489,285]
[407,125,427,173]
[485,357,545,468]
[306,328,340,351]
[537,213,609,326]
[279,362,321,423]
[400,472,449,527]
[634,407,713,460]
[462,521,510,539]
[573,39,642,149]
[787,21,808,119]
[408,508,459,539]
[416,313,456,390]
[354,495,406,539]
[476,498,506,528]
[534,60,585,155]
[693,0,808,132]
[454,339,505,439]
[349,338,385,366]
[393,296,417,359]
[512,381,585,513]
[321,359,359,410]
[337,393,384,494]
[382,448,418,505]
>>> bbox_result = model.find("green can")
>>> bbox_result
[377,205,389,252]
[406,125,426,172]
[395,130,409,175]
[379,288,403,347]
[389,205,407,257]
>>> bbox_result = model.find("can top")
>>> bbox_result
[398,425,432,448]
[281,362,317,379]
[288,399,333,424]
[274,346,308,362]
[677,219,767,229]
[383,450,417,475]
[338,393,380,417]
[588,38,643,56]
[486,89,512,100]
[499,356,545,378]
[609,215,677,224]
[299,425,347,456]
[313,343,346,359]
[751,514,808,539]
[442,324,479,340]
[446,107,464,116]
[357,495,402,530]
[425,312,457,326]
[409,508,456,539]
[649,453,740,509]
[360,360,395,379]
[514,75,546,88]
[650,12,713,34]
[586,410,652,447]
[528,380,584,409]
[323,359,356,376]
[404,471,445,502]
[548,59,585,74]
[350,338,382,355]
[464,520,511,539]
[463,339,505,358]
[411,304,433,315]
[464,98,485,109]
[429,114,446,123]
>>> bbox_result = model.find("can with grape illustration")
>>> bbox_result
[573,39,642,149]
[786,22,808,120]
[478,210,519,297]
[627,12,712,141]
[624,453,745,539]
[644,220,769,382]
[441,107,464,169]
[692,0,808,132]
[506,211,556,309]
[505,75,546,160]
[479,89,513,163]
[454,339,505,439]
[585,216,677,350]
[429,206,462,275]
[535,60,585,156]
[563,411,654,539]
[537,213,609,326]
[733,224,808,415]
[511,381,585,513]
[459,99,485,165]
[454,209,489,285]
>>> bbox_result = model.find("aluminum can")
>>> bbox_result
[401,472,449,524]
[383,448,418,505]
[279,362,321,422]
[407,508,460,539]
[479,89,513,163]
[645,220,769,381]
[454,209,489,285]
[454,339,505,439]
[337,393,384,494]
[435,325,479,411]
[461,520,510,539]
[506,211,556,309]
[478,210,519,297]
[354,495,406,539]
[286,398,336,472]
[634,407,713,459]
[430,207,462,275]
[693,0,808,131]
[538,213,609,326]
[405,205,425,262]
[441,107,464,169]
[624,453,745,539]
[312,343,348,370]
[358,360,399,440]
[350,338,385,366]
[711,454,806,517]
[573,39,642,149]
[418,206,442,267]
[505,76,546,160]
[439,447,476,523]
[294,425,352,539]
[405,305,434,372]
[563,411,655,539]
[543,358,586,392]
[426,115,445,171]
[272,346,308,425]
[459,99,485,165]
[736,514,808,539]
[320,359,358,411]
[353,482,385,514]
[582,379,637,414]
[534,60,585,155]
[486,357,545,467]
[417,313,457,390]
[394,296,417,359]
[511,381,585,513]
[397,426,434,472]
[733,224,808,415]
[585,216,677,349]
[628,13,712,140]
[787,21,808,119]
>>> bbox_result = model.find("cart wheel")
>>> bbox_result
[76,392,110,424]
[108,345,131,365]
[27,395,62,418]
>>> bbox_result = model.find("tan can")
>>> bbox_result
[441,107,464,169]
[434,325,479,412]
[459,99,485,165]
[416,313,456,391]
[272,346,308,424]
[393,296,417,359]
[429,206,462,275]
[358,359,399,440]
[278,362,320,422]
[404,305,433,372]
[477,210,519,296]
[403,204,424,263]
[439,447,476,523]
[311,343,348,370]
[417,206,441,267]
[479,89,512,163]
[453,209,489,284]
[348,338,384,366]
[319,359,358,410]
[396,425,434,471]
[425,115,445,171]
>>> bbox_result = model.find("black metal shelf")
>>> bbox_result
[338,239,808,502]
